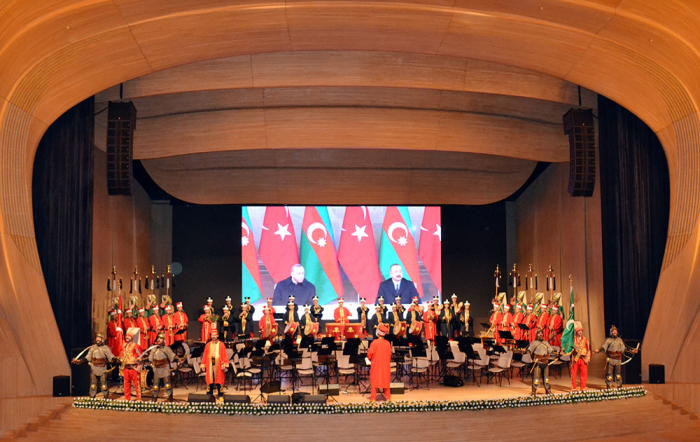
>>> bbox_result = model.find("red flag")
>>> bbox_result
[418,207,442,293]
[338,206,382,303]
[258,206,300,283]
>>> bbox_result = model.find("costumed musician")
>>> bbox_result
[370,303,385,338]
[239,303,253,338]
[219,306,234,343]
[423,301,438,342]
[523,304,537,343]
[198,306,216,342]
[122,309,136,330]
[594,325,638,389]
[460,300,473,337]
[368,323,392,402]
[174,302,188,342]
[310,295,324,322]
[512,303,525,341]
[265,297,276,315]
[149,333,176,402]
[107,310,124,357]
[450,294,464,338]
[284,301,300,338]
[439,299,451,337]
[300,304,318,338]
[375,296,388,322]
[162,305,176,346]
[527,327,555,396]
[566,321,591,391]
[198,297,215,316]
[259,306,277,343]
[500,304,514,344]
[358,297,370,337]
[548,303,564,347]
[333,298,351,339]
[135,308,150,351]
[536,302,551,343]
[200,330,229,402]
[148,306,163,346]
[120,328,142,401]
[71,333,116,398]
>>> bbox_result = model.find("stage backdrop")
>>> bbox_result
[243,206,441,319]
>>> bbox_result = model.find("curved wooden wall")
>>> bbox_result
[4,0,700,429]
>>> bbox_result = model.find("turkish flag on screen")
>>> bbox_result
[418,206,441,293]
[338,206,382,303]
[259,206,299,283]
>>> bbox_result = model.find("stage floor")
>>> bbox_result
[106,370,616,403]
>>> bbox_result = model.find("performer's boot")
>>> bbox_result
[152,384,159,402]
[101,378,109,399]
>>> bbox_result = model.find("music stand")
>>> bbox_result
[499,331,514,341]
[299,335,314,349]
[515,340,530,350]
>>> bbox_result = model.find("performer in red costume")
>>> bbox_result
[512,304,525,341]
[174,302,188,342]
[199,306,216,342]
[266,297,276,315]
[122,309,136,330]
[499,304,514,344]
[259,306,277,342]
[422,302,438,342]
[148,306,163,345]
[569,321,591,390]
[536,303,551,342]
[200,331,229,400]
[524,305,537,342]
[368,323,392,402]
[135,308,150,351]
[490,302,503,344]
[162,305,176,346]
[106,310,124,356]
[333,298,352,339]
[120,328,142,401]
[548,304,564,347]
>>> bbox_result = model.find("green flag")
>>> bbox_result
[560,282,576,352]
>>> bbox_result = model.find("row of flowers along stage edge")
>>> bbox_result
[73,386,646,415]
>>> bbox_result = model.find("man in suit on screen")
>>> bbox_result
[377,263,420,305]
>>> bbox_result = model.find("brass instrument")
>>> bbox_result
[361,307,367,331]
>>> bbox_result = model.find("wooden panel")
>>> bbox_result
[439,13,593,79]
[133,109,267,158]
[141,149,536,205]
[126,5,291,70]
[132,106,568,161]
[251,51,467,91]
[286,3,452,53]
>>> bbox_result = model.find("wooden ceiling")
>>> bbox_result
[93,52,593,204]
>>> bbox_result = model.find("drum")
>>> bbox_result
[409,321,423,336]
[304,322,319,336]
[393,321,407,338]
[284,322,298,336]
[144,365,154,388]
[262,322,278,340]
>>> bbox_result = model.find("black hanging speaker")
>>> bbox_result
[106,101,136,195]
[223,394,251,404]
[649,364,665,384]
[188,393,215,403]
[53,375,71,397]
[563,108,596,197]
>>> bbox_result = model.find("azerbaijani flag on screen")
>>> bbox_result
[378,206,424,298]
[242,207,263,303]
[300,206,344,304]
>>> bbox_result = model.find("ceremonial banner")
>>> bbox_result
[300,206,344,304]
[379,206,423,298]
[259,206,299,283]
[242,207,264,303]
[418,206,441,293]
[338,206,382,303]
[560,283,576,352]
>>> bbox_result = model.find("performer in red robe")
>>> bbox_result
[422,302,438,342]
[513,304,526,341]
[135,308,150,351]
[162,305,176,346]
[174,302,188,342]
[120,328,142,401]
[499,304,514,344]
[368,323,392,402]
[199,306,215,342]
[548,305,564,347]
[107,311,124,356]
[536,303,550,342]
[524,305,537,342]
[266,297,276,315]
[569,321,591,390]
[200,331,229,399]
[148,306,163,345]
[122,309,137,330]
[259,306,277,342]
[333,298,352,339]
